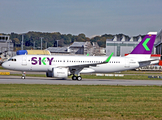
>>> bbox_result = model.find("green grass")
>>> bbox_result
[0,85,162,119]
[80,74,159,80]
[0,66,5,70]
[121,70,162,75]
[11,74,46,77]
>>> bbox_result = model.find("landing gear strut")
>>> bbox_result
[72,75,82,81]
[21,71,26,79]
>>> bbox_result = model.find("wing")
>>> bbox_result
[59,53,114,75]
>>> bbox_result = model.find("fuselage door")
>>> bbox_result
[125,58,130,68]
[22,56,27,66]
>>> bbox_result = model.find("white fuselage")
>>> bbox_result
[2,55,140,73]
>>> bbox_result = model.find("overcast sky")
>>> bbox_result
[0,0,162,37]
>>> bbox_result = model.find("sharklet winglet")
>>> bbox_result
[105,52,113,63]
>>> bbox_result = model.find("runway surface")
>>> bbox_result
[0,75,162,86]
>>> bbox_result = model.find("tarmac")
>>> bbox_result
[0,69,162,86]
[0,75,162,86]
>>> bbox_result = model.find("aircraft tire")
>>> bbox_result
[72,76,77,80]
[77,76,82,81]
[21,76,25,79]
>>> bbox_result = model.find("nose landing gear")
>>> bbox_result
[21,71,26,79]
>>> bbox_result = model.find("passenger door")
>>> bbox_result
[22,56,27,66]
[125,58,130,68]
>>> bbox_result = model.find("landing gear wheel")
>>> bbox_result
[72,76,77,80]
[77,76,82,81]
[21,71,26,79]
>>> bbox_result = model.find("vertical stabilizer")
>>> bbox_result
[130,32,157,54]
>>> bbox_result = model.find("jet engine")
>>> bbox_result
[46,67,69,78]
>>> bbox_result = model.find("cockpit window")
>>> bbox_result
[8,58,12,61]
[8,58,16,61]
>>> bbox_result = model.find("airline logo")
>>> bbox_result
[142,38,150,51]
[31,57,53,65]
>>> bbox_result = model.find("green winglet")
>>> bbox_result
[87,53,89,56]
[105,52,114,63]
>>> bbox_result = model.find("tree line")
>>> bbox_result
[2,31,142,50]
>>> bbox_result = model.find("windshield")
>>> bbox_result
[8,58,12,61]
[8,58,16,61]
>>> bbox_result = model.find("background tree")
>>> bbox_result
[6,31,141,50]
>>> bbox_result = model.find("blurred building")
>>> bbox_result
[46,47,69,55]
[0,35,15,62]
[0,35,14,53]
[47,41,105,56]
[155,29,162,59]
[106,35,142,56]
[69,41,93,55]
[106,33,159,56]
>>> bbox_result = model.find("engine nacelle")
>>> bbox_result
[52,67,69,78]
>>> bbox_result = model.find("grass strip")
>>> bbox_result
[0,85,162,119]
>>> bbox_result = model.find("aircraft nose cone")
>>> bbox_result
[2,62,7,69]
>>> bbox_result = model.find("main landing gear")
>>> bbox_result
[21,71,26,79]
[72,75,82,81]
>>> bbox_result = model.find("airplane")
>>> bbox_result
[2,32,159,80]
